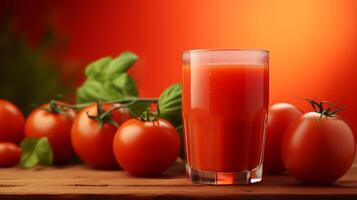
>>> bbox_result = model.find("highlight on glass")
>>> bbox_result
[182,49,269,185]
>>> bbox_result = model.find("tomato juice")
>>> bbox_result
[182,50,269,184]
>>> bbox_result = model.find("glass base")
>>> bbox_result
[186,163,263,185]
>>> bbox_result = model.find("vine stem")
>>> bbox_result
[56,98,159,110]
[98,100,136,120]
[140,102,160,122]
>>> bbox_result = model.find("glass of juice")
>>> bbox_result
[182,49,269,185]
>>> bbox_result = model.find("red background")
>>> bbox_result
[3,0,357,131]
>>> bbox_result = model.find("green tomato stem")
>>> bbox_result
[56,98,159,110]
[304,98,343,117]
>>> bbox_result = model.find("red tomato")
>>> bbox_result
[0,142,21,167]
[282,112,356,184]
[264,103,303,174]
[25,103,76,164]
[0,99,25,144]
[113,118,180,176]
[71,103,132,169]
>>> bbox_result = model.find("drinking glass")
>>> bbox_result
[182,49,269,185]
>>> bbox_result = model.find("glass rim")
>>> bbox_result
[183,48,269,65]
[183,48,269,55]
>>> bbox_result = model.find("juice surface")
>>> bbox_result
[183,64,269,172]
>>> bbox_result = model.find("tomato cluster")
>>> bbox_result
[0,99,180,176]
[0,100,24,167]
[264,100,356,184]
[71,103,132,169]
[0,98,355,184]
[25,102,76,164]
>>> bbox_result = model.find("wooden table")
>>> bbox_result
[0,162,356,200]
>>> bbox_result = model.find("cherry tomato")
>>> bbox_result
[282,111,356,184]
[264,103,303,174]
[0,142,21,167]
[0,99,25,144]
[71,103,132,169]
[25,102,76,164]
[113,118,180,176]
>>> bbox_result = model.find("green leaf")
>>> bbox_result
[127,100,152,118]
[85,57,112,78]
[103,81,124,99]
[104,51,138,80]
[76,52,139,104]
[76,79,107,103]
[112,73,138,97]
[158,84,182,127]
[20,137,53,168]
[176,125,185,160]
[76,86,89,104]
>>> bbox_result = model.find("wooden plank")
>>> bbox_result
[0,163,356,200]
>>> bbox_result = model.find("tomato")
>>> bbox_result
[264,103,303,174]
[0,142,21,167]
[0,99,25,144]
[113,118,180,176]
[25,102,76,164]
[282,109,356,184]
[71,103,132,169]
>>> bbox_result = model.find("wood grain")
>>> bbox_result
[0,162,356,200]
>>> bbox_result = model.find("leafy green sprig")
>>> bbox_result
[76,51,139,104]
[20,51,185,168]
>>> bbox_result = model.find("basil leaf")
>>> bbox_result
[158,84,182,127]
[105,51,138,80]
[103,81,124,99]
[20,137,53,168]
[76,51,139,104]
[128,100,152,118]
[85,57,112,79]
[76,86,89,104]
[176,125,185,160]
[76,79,107,103]
[112,73,138,97]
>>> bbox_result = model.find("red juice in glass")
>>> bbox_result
[182,49,269,185]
